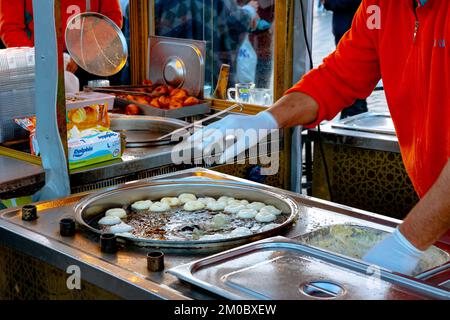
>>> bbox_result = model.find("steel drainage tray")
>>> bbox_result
[332,112,396,135]
[168,237,450,300]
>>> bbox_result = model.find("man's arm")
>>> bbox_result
[99,0,123,29]
[400,159,450,250]
[0,0,34,47]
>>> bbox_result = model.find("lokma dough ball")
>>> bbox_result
[198,197,217,205]
[161,197,181,207]
[149,202,171,213]
[237,209,258,219]
[183,200,206,212]
[260,223,280,233]
[247,202,266,211]
[224,204,246,214]
[259,205,282,216]
[110,223,134,234]
[211,214,231,229]
[255,211,277,223]
[99,216,122,226]
[131,201,153,212]
[105,208,128,219]
[230,227,253,238]
[207,201,226,212]
[178,193,197,204]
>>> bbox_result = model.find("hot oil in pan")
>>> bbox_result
[91,205,289,242]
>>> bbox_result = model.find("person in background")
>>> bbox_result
[323,0,367,119]
[0,0,123,88]
[155,0,259,89]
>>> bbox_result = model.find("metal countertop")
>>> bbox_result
[0,155,45,199]
[0,168,448,300]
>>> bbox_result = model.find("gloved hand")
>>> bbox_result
[363,228,425,275]
[188,111,279,164]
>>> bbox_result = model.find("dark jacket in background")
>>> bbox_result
[324,0,362,44]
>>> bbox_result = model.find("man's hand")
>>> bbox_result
[188,111,279,164]
[363,228,424,275]
[66,58,78,73]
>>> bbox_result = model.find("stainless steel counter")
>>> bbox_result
[0,155,45,199]
[0,168,448,300]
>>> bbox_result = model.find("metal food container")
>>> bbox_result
[74,180,299,254]
[331,112,396,135]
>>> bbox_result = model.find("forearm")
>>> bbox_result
[267,92,319,128]
[400,159,450,250]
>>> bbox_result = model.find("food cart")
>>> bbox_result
[0,0,448,301]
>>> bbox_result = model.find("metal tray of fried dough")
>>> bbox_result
[294,224,450,278]
[168,237,450,300]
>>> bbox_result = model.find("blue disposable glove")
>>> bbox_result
[363,228,425,275]
[242,4,258,20]
[256,19,272,31]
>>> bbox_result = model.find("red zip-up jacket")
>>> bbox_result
[288,0,449,200]
[0,0,123,49]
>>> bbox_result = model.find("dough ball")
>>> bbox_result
[183,200,206,212]
[149,202,171,213]
[178,193,197,204]
[237,209,258,219]
[211,214,231,229]
[259,205,282,216]
[98,216,122,226]
[105,208,128,219]
[224,204,246,214]
[230,227,253,238]
[228,199,249,206]
[117,232,137,239]
[255,211,277,223]
[110,223,134,234]
[207,201,226,212]
[217,196,234,204]
[247,202,266,211]
[161,197,181,207]
[130,201,153,212]
[198,197,217,205]
[260,223,280,233]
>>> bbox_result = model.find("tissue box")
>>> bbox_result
[68,130,122,169]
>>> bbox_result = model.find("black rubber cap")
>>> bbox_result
[147,251,165,272]
[100,233,118,254]
[22,205,38,221]
[60,218,76,237]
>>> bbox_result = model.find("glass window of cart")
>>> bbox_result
[153,0,275,106]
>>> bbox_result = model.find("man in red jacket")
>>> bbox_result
[191,0,450,275]
[0,0,123,48]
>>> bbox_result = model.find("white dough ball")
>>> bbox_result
[131,201,153,212]
[149,202,171,213]
[230,227,253,238]
[105,208,128,219]
[228,199,249,206]
[98,216,122,226]
[200,234,225,241]
[198,197,217,205]
[178,193,197,204]
[224,204,246,214]
[117,232,137,239]
[184,200,206,212]
[247,202,266,211]
[211,214,231,229]
[110,223,134,234]
[207,201,226,212]
[161,197,181,207]
[259,205,282,216]
[237,209,258,219]
[217,196,234,204]
[259,223,280,233]
[255,211,277,223]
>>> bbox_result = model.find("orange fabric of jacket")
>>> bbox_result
[0,0,123,49]
[287,0,450,199]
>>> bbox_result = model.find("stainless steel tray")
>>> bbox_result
[332,112,396,135]
[168,237,450,300]
[74,180,299,254]
[114,98,211,119]
[109,115,198,147]
[295,224,450,277]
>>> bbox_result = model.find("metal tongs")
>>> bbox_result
[156,103,244,141]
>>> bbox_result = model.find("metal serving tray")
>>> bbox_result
[168,237,450,300]
[114,97,211,119]
[332,112,396,135]
[109,115,198,147]
[74,180,299,254]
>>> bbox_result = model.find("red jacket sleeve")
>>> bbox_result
[287,0,381,128]
[99,0,123,29]
[0,0,34,47]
